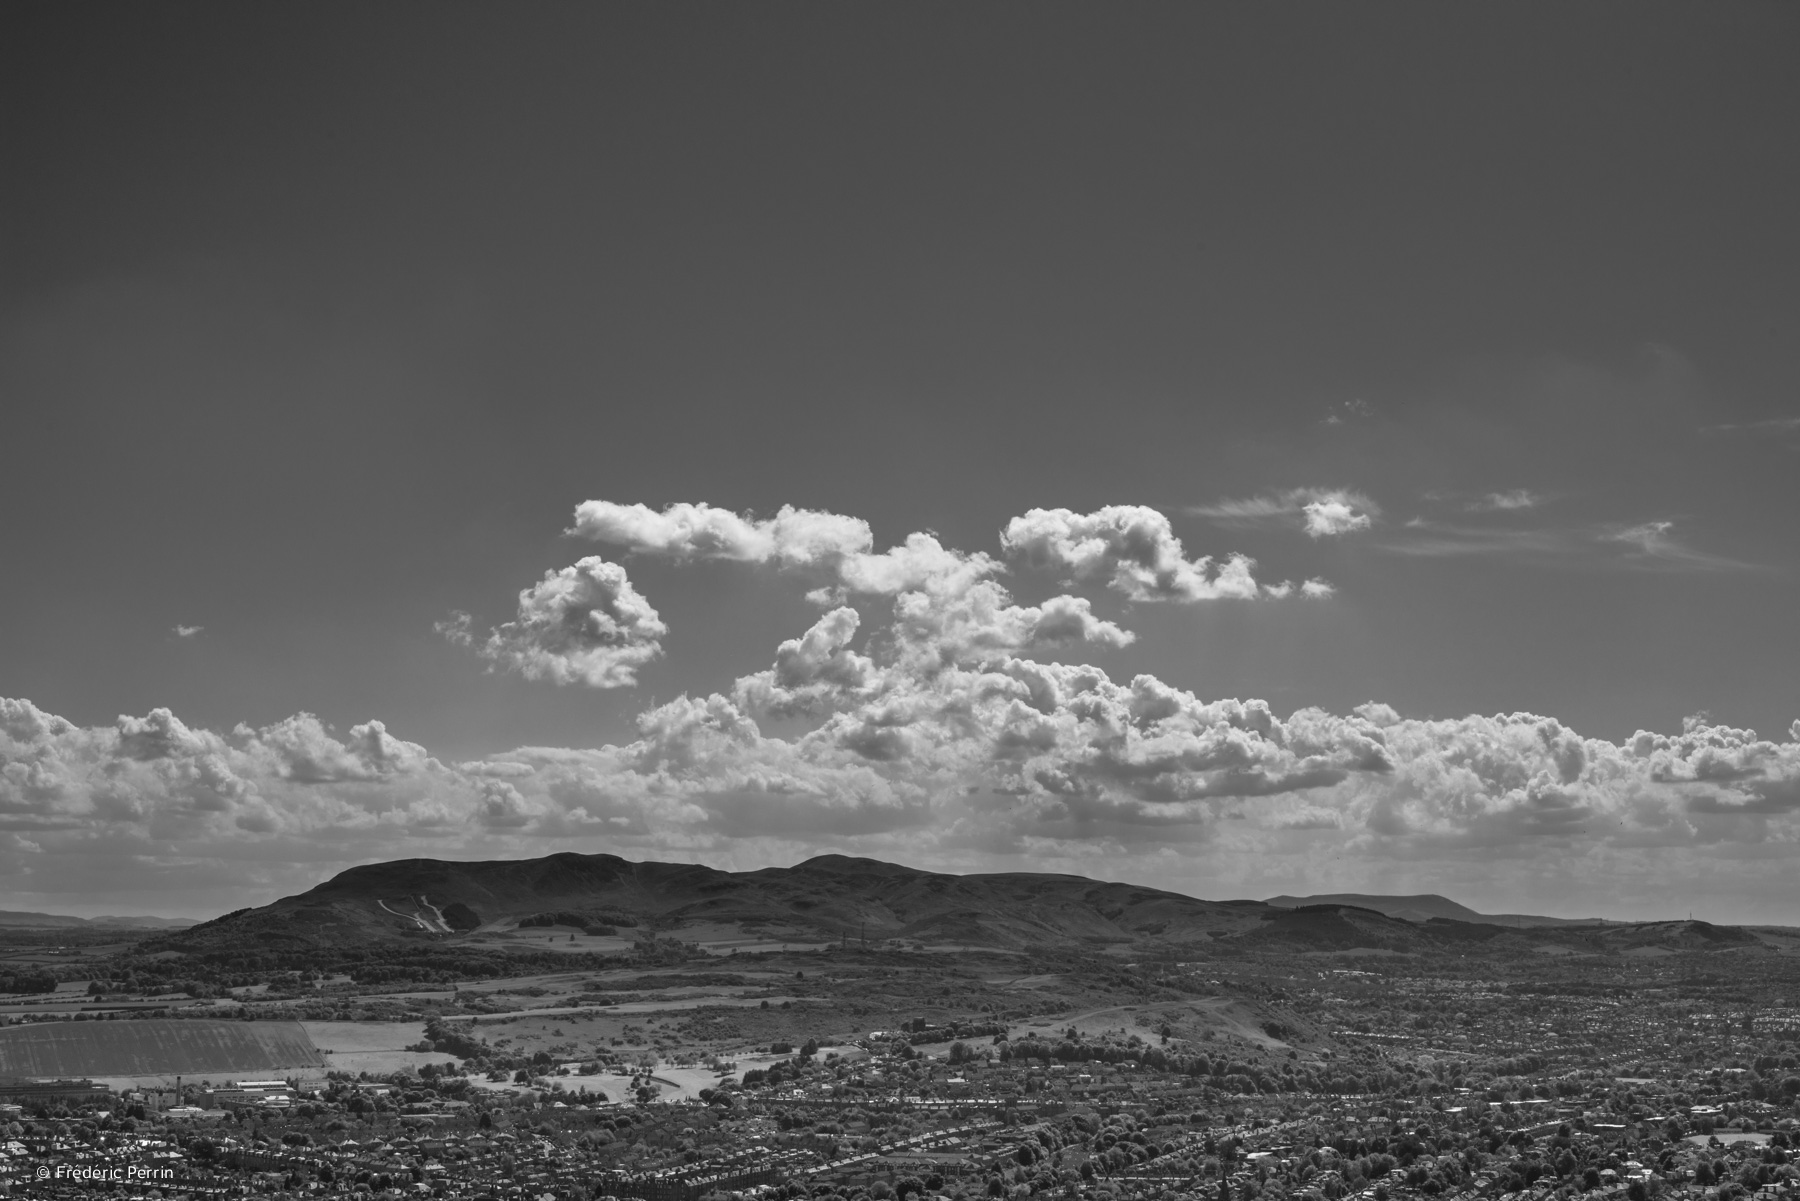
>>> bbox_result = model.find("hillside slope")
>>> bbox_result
[156,854,1762,958]
[1265,892,1605,928]
[0,910,195,930]
[163,852,1276,952]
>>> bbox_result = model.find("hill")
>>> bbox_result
[163,852,1277,952]
[1264,892,1606,928]
[152,853,1761,959]
[0,910,195,930]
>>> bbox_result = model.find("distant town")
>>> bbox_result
[3,853,1800,1201]
[2,896,1797,1201]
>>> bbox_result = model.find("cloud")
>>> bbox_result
[18,499,1795,918]
[172,624,204,639]
[1261,579,1336,600]
[7,673,1799,916]
[1608,521,1675,555]
[569,501,872,566]
[1701,415,1800,436]
[1302,498,1371,538]
[1193,488,1378,538]
[457,501,1313,698]
[566,499,1326,606]
[437,556,667,688]
[834,533,1001,598]
[1376,516,1753,572]
[9,576,1800,916]
[1601,521,1757,573]
[1000,505,1284,601]
[1379,522,1574,559]
[1470,489,1542,511]
[572,501,1002,604]
[1322,399,1374,426]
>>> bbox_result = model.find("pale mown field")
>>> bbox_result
[299,1019,458,1075]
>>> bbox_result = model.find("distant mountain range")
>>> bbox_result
[1263,893,1609,928]
[0,910,196,930]
[146,851,1770,958]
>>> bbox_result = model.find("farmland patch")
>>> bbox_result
[0,1019,324,1078]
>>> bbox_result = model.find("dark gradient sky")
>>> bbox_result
[3,4,1797,920]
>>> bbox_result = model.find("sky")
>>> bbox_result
[2,3,1797,923]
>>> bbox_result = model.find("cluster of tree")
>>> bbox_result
[0,970,58,994]
[522,908,639,929]
[104,942,633,990]
[743,1048,819,1090]
[413,1016,492,1060]
[998,1032,1419,1096]
[901,1019,1009,1045]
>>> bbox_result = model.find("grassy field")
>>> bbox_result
[0,1018,326,1077]
[297,1020,428,1052]
[298,1019,459,1075]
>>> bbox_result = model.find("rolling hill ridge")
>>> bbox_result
[149,852,1781,959]
[1263,893,1608,928]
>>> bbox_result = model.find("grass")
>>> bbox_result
[0,1018,325,1077]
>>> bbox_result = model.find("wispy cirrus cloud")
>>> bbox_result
[1700,415,1800,436]
[1602,521,1759,573]
[1377,521,1572,559]
[1191,488,1379,538]
[1380,516,1759,573]
[1470,489,1543,512]
[1418,488,1548,513]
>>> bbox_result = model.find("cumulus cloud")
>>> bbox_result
[18,498,1795,918]
[0,698,440,845]
[8,621,1800,916]
[172,624,204,639]
[1260,579,1335,600]
[437,556,667,688]
[569,501,872,566]
[1000,505,1278,601]
[564,498,1320,607]
[1302,498,1371,538]
[834,532,1001,598]
[1193,488,1379,538]
[8,673,1799,916]
[571,501,1001,604]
